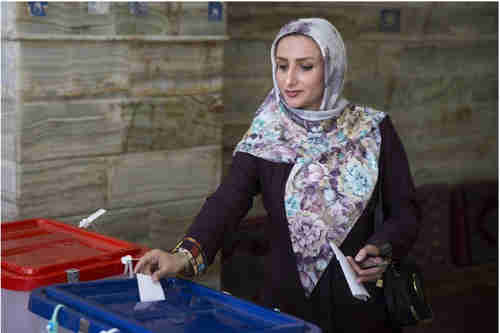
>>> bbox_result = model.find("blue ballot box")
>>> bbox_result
[28,277,322,333]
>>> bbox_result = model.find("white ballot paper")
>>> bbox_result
[137,273,166,302]
[329,241,370,301]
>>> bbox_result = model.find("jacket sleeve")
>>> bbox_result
[174,151,261,274]
[367,116,421,259]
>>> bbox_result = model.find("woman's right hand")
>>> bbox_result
[134,249,188,281]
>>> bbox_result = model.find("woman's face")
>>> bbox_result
[275,34,324,110]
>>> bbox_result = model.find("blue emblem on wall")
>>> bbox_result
[28,2,48,17]
[380,8,400,32]
[129,2,148,16]
[208,2,222,21]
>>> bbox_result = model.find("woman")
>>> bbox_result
[135,18,419,333]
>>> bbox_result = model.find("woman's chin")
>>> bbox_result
[285,99,303,109]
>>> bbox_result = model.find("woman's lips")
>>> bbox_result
[285,90,300,98]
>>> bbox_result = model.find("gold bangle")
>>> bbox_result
[174,248,194,276]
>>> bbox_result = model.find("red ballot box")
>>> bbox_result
[1,218,147,333]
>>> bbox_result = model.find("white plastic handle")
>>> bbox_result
[121,255,134,278]
[79,209,107,228]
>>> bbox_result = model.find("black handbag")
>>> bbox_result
[383,257,433,327]
[374,180,433,327]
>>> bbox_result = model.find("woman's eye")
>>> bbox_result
[301,65,313,71]
[278,65,288,71]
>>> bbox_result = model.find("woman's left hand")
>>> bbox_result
[347,244,389,283]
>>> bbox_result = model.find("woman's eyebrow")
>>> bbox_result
[275,56,317,61]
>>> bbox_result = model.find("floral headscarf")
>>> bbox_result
[235,18,386,296]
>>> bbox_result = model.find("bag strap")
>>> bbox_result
[374,176,384,232]
[373,167,392,258]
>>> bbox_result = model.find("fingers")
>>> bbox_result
[347,256,387,283]
[134,249,162,275]
[152,267,170,282]
[354,244,379,262]
[354,247,367,262]
[134,249,180,282]
[349,244,385,282]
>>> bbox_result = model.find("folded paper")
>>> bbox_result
[137,273,166,302]
[329,241,370,301]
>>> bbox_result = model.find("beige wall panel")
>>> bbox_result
[395,102,497,140]
[1,160,18,203]
[224,39,271,76]
[19,41,71,100]
[248,196,267,219]
[20,41,129,101]
[20,95,224,162]
[376,44,404,79]
[392,76,467,110]
[345,41,379,80]
[20,101,125,162]
[3,41,20,100]
[119,95,223,153]
[412,135,496,165]
[107,145,222,209]
[1,98,19,161]
[222,123,249,152]
[1,2,17,36]
[470,75,498,104]
[424,2,497,37]
[17,157,108,219]
[398,44,497,79]
[399,5,434,36]
[392,101,496,184]
[129,42,223,97]
[68,42,129,98]
[2,38,21,216]
[343,74,389,111]
[1,201,18,222]
[148,215,194,250]
[391,74,496,113]
[2,39,21,162]
[223,77,272,119]
[1,97,18,146]
[412,144,498,186]
[1,131,17,163]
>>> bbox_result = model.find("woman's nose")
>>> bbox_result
[285,68,298,87]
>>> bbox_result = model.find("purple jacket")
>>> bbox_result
[182,115,420,320]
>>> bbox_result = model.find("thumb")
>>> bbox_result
[355,248,367,262]
[151,268,166,282]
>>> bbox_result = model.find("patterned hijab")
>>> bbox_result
[235,18,386,296]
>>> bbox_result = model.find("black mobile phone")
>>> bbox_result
[359,257,388,269]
